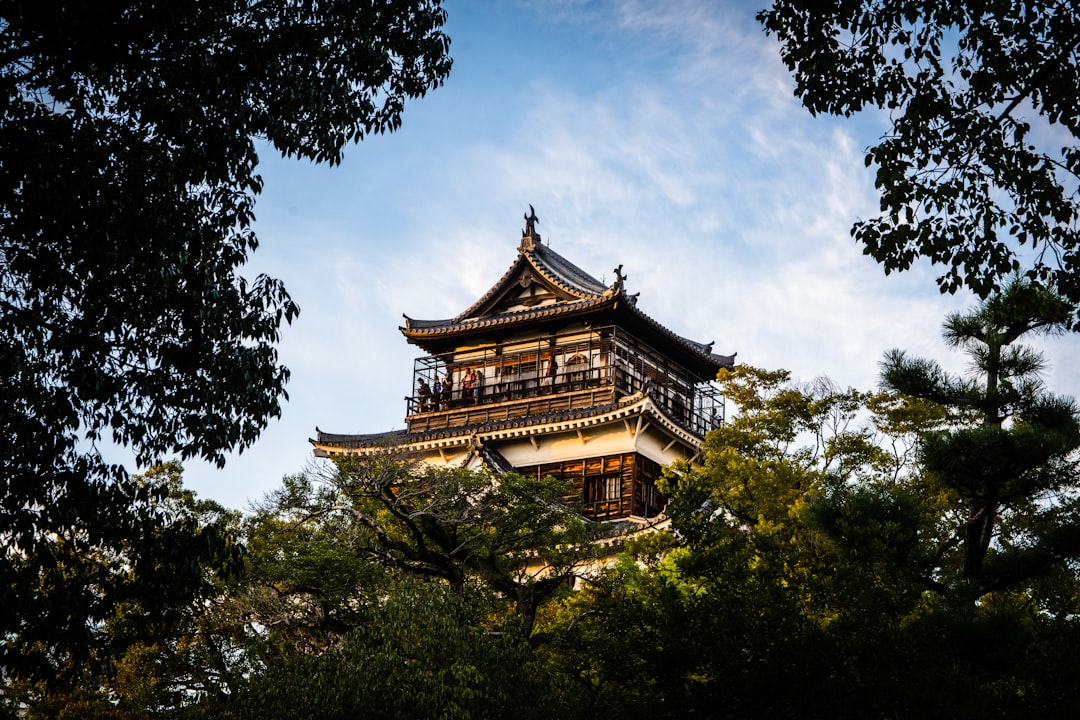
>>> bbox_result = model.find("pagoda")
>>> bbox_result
[311,208,735,522]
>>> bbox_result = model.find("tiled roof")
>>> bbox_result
[311,428,409,450]
[526,242,609,298]
[448,237,609,323]
[311,391,707,457]
[404,295,610,335]
[313,396,633,451]
[618,296,737,371]
[401,232,733,371]
[404,291,733,371]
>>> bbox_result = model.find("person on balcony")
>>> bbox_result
[443,371,454,409]
[417,378,432,412]
[462,370,476,404]
[544,356,558,392]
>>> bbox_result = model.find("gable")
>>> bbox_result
[470,264,582,319]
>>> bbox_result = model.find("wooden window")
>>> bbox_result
[642,481,658,510]
[604,475,621,500]
[565,352,588,388]
[585,475,621,504]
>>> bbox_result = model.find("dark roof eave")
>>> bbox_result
[402,292,735,377]
[617,299,734,376]
[311,428,409,450]
[401,295,613,344]
[313,397,633,451]
[311,392,709,456]
[712,352,737,370]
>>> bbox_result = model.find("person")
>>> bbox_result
[545,356,558,390]
[417,378,432,412]
[462,369,476,404]
[432,377,443,410]
[474,369,484,403]
[443,371,453,408]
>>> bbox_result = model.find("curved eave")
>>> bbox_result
[618,299,736,376]
[401,294,614,346]
[310,392,704,458]
[450,244,608,323]
[310,428,409,455]
[402,289,732,376]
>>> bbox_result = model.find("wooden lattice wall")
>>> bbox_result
[520,452,665,521]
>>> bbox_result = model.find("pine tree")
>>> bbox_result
[881,280,1080,600]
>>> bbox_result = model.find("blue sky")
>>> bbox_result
[177,0,1080,510]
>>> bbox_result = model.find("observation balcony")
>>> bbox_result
[404,326,724,437]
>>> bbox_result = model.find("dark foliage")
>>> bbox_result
[881,280,1080,599]
[760,1,1080,318]
[0,0,451,681]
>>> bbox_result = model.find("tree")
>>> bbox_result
[759,2,1080,314]
[5,463,244,717]
[223,576,555,720]
[869,281,1080,702]
[230,494,397,658]
[880,279,1080,601]
[652,366,954,718]
[257,454,595,641]
[527,367,933,717]
[542,364,1080,718]
[0,0,451,681]
[176,457,592,719]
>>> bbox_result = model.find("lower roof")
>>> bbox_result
[311,391,703,459]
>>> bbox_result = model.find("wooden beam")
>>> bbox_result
[529,435,539,451]
[662,438,678,453]
[576,428,586,444]
[634,419,651,440]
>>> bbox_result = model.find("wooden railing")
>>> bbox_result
[404,327,725,437]
[406,386,617,434]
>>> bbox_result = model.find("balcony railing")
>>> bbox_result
[405,326,725,437]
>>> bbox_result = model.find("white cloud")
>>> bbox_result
[177,1,1080,509]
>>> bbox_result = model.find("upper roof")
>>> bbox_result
[400,209,735,376]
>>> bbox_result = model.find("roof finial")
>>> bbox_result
[519,204,541,251]
[612,264,626,291]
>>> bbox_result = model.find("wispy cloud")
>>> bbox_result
[177,1,1080,509]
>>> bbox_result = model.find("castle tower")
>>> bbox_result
[311,209,735,522]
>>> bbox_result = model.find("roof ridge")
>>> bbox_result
[527,242,609,297]
[446,207,612,323]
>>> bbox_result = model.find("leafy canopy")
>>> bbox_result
[0,0,450,683]
[4,462,244,713]
[258,453,595,640]
[760,1,1080,314]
